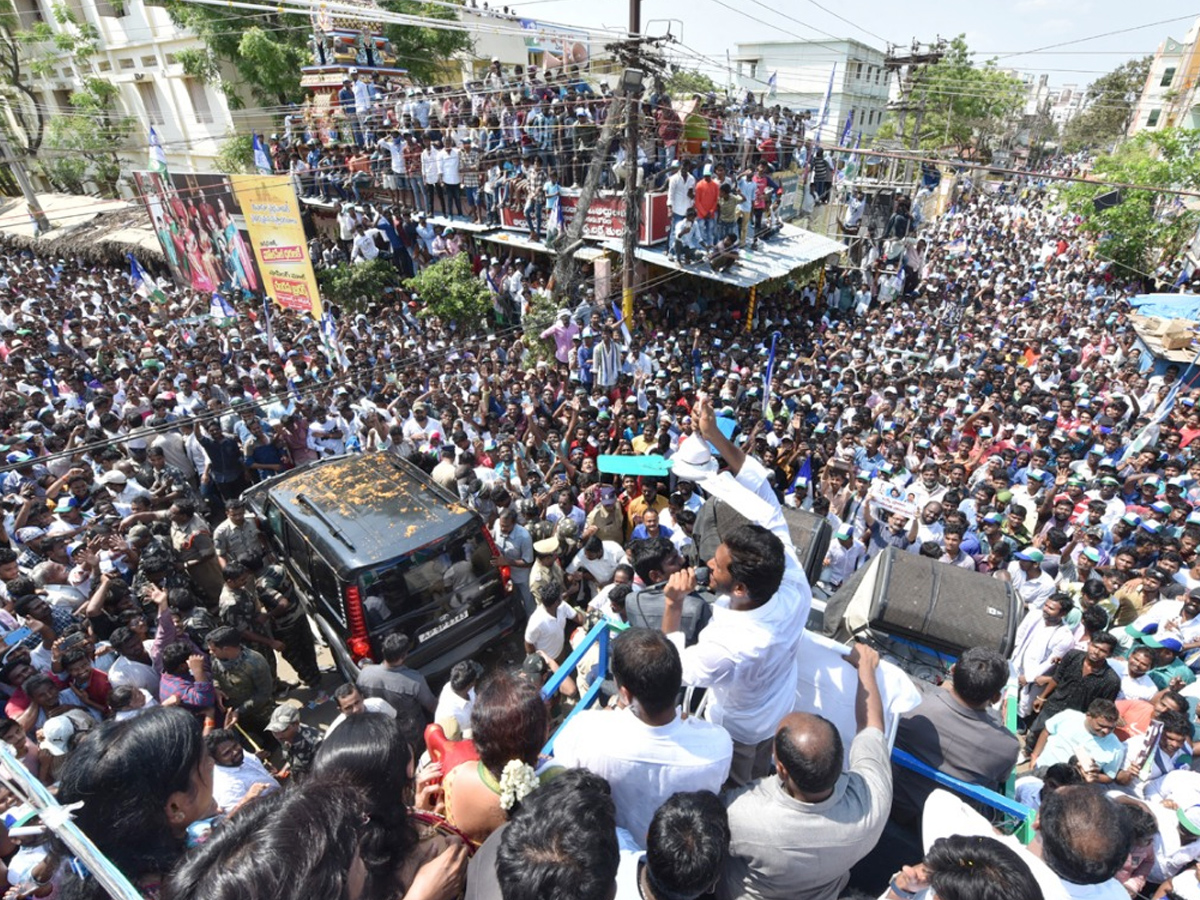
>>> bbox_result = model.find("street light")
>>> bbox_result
[619,67,645,97]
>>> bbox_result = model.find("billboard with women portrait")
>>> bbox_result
[132,170,263,297]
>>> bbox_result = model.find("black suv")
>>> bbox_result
[244,451,522,681]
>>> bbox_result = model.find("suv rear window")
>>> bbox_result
[359,526,499,642]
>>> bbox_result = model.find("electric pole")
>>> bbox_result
[883,38,946,183]
[621,0,642,325]
[0,127,49,234]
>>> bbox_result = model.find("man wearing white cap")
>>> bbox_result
[661,396,811,785]
[539,308,578,367]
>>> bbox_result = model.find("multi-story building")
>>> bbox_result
[1128,16,1200,135]
[732,39,890,141]
[6,0,270,192]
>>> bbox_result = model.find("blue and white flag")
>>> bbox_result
[814,64,836,143]
[252,133,273,175]
[610,300,632,344]
[42,363,59,399]
[127,254,166,304]
[762,331,780,398]
[767,71,778,99]
[321,312,349,371]
[840,109,854,148]
[148,127,168,175]
[1121,347,1200,463]
[788,455,812,496]
[209,291,236,320]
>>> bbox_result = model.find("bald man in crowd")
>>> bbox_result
[719,644,891,900]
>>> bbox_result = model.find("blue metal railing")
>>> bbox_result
[891,748,1036,843]
[541,621,1036,843]
[540,618,628,756]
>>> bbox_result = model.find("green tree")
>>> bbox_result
[215,134,256,175]
[163,1,471,106]
[0,1,45,155]
[318,259,401,315]
[21,4,132,194]
[901,35,1026,156]
[405,253,491,328]
[661,67,718,100]
[1064,128,1200,275]
[1061,56,1152,152]
[378,1,472,85]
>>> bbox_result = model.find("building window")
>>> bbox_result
[136,81,165,125]
[855,61,863,79]
[185,79,214,124]
[140,56,158,68]
[1148,109,1161,127]
[11,0,44,28]
[119,58,135,70]
[97,60,111,72]
[1162,67,1177,87]
[94,0,122,14]
[52,89,72,111]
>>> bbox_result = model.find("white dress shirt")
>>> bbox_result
[553,707,733,849]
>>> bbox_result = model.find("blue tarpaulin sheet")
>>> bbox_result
[1128,293,1200,321]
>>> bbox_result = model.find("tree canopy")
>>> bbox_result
[1061,56,1151,152]
[162,1,472,106]
[661,67,718,100]
[887,35,1026,157]
[1064,128,1200,276]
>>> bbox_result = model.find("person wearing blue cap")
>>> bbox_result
[1008,548,1055,611]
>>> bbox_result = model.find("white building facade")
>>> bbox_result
[6,0,271,191]
[732,39,890,142]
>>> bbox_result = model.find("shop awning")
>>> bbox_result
[604,223,846,289]
[475,230,612,261]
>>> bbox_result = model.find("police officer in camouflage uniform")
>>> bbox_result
[206,625,274,737]
[264,703,322,779]
[217,561,282,685]
[256,563,321,690]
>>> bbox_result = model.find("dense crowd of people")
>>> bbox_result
[274,59,827,263]
[2,141,1200,900]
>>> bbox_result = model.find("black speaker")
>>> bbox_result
[1093,190,1123,212]
[827,547,1020,657]
[693,498,829,587]
[782,506,832,587]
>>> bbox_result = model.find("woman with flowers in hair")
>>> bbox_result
[441,670,558,845]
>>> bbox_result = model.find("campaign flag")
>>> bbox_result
[1121,345,1200,463]
[252,133,273,175]
[788,455,812,496]
[321,312,349,371]
[127,254,167,304]
[610,300,632,344]
[762,331,780,398]
[767,71,778,99]
[840,109,854,148]
[42,363,59,399]
[814,64,836,142]
[148,127,168,175]
[209,292,236,320]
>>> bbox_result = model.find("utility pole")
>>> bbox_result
[621,0,642,325]
[883,38,946,184]
[0,128,49,234]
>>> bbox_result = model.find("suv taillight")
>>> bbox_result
[344,584,373,662]
[481,526,513,593]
